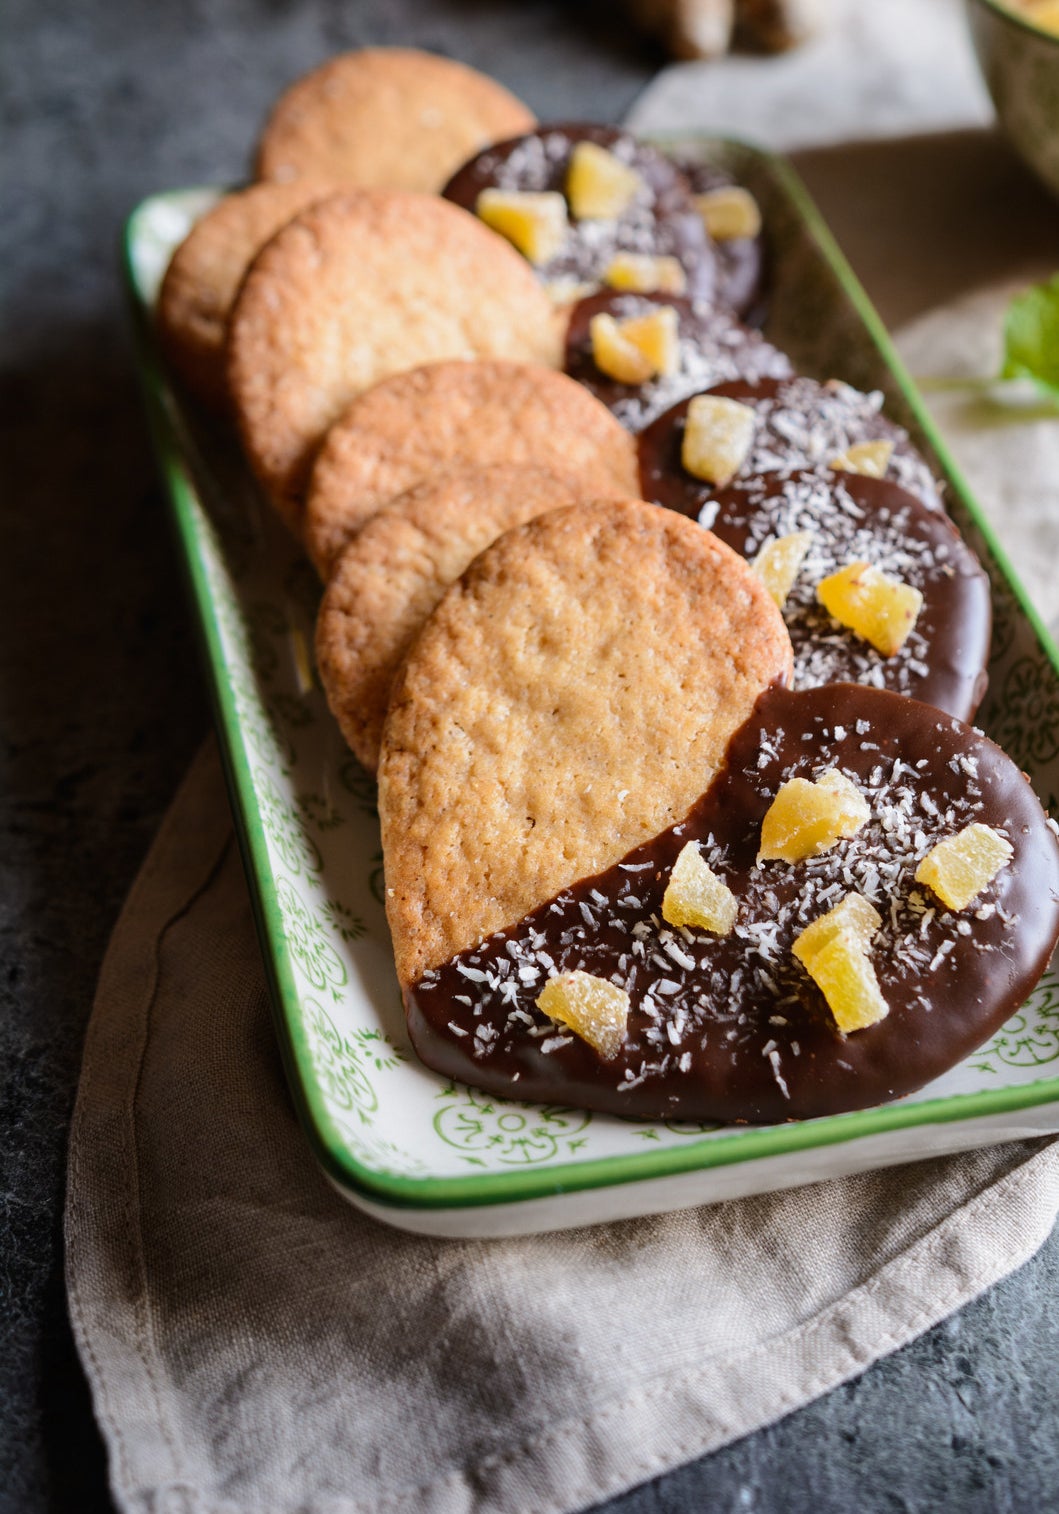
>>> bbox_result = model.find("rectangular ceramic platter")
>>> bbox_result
[125,138,1059,1238]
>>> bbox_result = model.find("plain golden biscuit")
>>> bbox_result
[155,180,337,409]
[316,463,594,773]
[303,359,640,575]
[226,191,562,533]
[378,499,794,987]
[256,47,536,193]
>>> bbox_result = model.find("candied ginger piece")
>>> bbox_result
[817,561,924,657]
[591,307,678,383]
[603,252,687,295]
[792,894,887,1034]
[662,841,738,934]
[915,823,1013,911]
[792,892,881,967]
[476,188,568,265]
[619,307,679,375]
[829,439,895,478]
[567,140,643,219]
[1026,0,1059,36]
[590,313,654,384]
[798,932,890,1034]
[681,394,756,485]
[752,530,813,609]
[537,970,630,1060]
[693,185,762,241]
[759,768,870,863]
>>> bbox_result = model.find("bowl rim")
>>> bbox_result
[969,0,1059,46]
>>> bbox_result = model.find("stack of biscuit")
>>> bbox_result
[155,48,1059,1124]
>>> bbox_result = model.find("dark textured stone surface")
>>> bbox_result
[3,2,1058,1512]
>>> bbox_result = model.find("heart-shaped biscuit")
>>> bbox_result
[406,683,1059,1123]
[378,498,794,989]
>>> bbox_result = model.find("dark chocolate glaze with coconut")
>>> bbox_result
[407,684,1059,1124]
[564,290,792,432]
[638,375,945,515]
[700,469,991,720]
[442,122,718,303]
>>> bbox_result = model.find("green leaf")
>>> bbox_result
[1001,274,1059,402]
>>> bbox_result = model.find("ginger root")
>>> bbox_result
[627,0,827,58]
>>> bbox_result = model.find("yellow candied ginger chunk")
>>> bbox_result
[619,307,680,375]
[681,394,756,485]
[693,185,762,241]
[792,894,887,1034]
[590,307,679,384]
[752,530,813,609]
[566,140,643,219]
[799,932,890,1034]
[589,313,653,384]
[829,439,895,479]
[537,970,630,1060]
[817,561,924,657]
[603,252,687,295]
[476,188,568,265]
[792,892,881,964]
[758,769,871,863]
[1024,1,1059,38]
[661,841,738,934]
[915,823,1013,911]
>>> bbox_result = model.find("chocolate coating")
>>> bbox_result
[671,156,768,324]
[702,469,991,720]
[638,375,945,515]
[564,290,792,432]
[442,122,718,303]
[408,684,1059,1124]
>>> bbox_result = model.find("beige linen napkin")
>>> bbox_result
[64,735,1059,1514]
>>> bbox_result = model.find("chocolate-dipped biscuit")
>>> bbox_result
[407,685,1059,1124]
[564,290,792,432]
[701,469,991,720]
[639,375,945,515]
[442,123,718,303]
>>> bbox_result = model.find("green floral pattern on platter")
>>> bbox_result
[124,160,1059,1206]
[304,998,406,1121]
[434,1084,592,1166]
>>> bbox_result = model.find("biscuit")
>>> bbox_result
[226,191,562,532]
[378,499,793,987]
[406,683,1059,1122]
[256,48,536,194]
[303,360,640,575]
[316,464,593,774]
[155,180,337,409]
